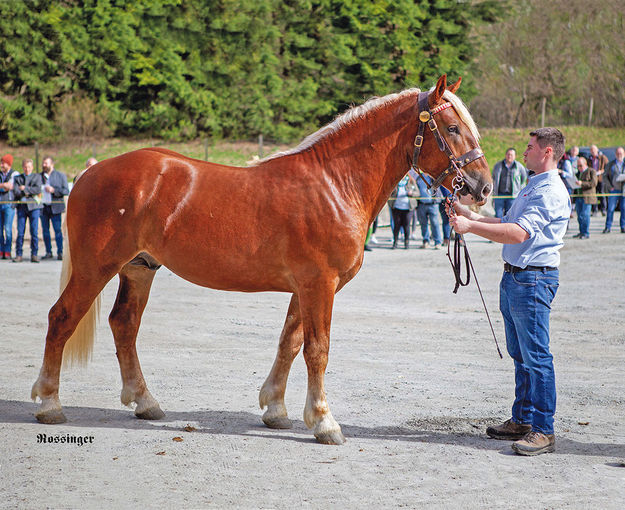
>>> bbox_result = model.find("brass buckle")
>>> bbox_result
[414,135,423,148]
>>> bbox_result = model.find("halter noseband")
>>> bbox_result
[411,91,484,195]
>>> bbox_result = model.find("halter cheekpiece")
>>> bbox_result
[411,91,484,196]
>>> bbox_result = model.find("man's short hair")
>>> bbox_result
[22,158,33,166]
[529,127,565,162]
[506,147,516,153]
[43,155,54,163]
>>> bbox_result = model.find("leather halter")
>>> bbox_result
[411,91,484,196]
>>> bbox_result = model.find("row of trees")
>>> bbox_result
[2,1,623,145]
[0,0,500,144]
[469,0,625,128]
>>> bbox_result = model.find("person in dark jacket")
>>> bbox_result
[0,153,18,259]
[40,156,69,260]
[12,159,43,262]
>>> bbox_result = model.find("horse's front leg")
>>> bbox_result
[259,294,304,429]
[299,278,345,445]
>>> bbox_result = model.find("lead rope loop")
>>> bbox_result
[445,195,503,359]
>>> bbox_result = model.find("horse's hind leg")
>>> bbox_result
[109,258,164,420]
[259,294,303,429]
[32,274,111,424]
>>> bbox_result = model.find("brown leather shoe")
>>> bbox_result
[31,255,40,263]
[511,431,555,456]
[486,418,531,440]
[12,255,23,263]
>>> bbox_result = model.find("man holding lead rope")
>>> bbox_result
[448,127,571,456]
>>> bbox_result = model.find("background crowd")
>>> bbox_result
[0,156,98,263]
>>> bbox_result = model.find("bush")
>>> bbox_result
[55,95,113,141]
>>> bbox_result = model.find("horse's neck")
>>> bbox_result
[315,100,416,220]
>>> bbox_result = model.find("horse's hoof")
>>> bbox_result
[262,414,293,429]
[35,409,67,424]
[314,429,346,445]
[135,406,165,420]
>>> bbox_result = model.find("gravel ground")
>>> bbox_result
[1,213,624,509]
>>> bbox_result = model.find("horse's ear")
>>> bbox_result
[431,74,447,103]
[447,77,462,94]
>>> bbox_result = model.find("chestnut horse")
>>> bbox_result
[32,75,491,444]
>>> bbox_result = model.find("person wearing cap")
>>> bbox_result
[40,156,69,260]
[0,154,19,259]
[12,159,43,263]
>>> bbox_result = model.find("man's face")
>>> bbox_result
[42,158,53,173]
[590,145,598,157]
[523,137,547,172]
[0,161,9,172]
[577,158,587,172]
[616,148,624,162]
[23,162,33,175]
[505,150,516,164]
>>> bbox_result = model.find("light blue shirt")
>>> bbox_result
[501,169,571,268]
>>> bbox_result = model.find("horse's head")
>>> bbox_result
[411,74,492,205]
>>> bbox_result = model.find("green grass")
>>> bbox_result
[1,126,624,179]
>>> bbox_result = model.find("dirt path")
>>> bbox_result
[1,214,624,509]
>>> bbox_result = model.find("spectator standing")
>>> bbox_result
[40,156,69,260]
[0,154,18,259]
[568,146,579,176]
[415,173,443,249]
[491,148,529,218]
[603,146,625,233]
[12,159,43,263]
[557,154,574,195]
[588,145,608,215]
[573,157,597,239]
[439,187,452,247]
[390,174,414,249]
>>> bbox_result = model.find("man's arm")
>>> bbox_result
[448,201,530,244]
[453,217,529,244]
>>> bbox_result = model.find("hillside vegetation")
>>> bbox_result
[2,126,623,179]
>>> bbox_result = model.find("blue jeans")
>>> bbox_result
[575,200,591,237]
[605,192,625,230]
[500,269,559,434]
[494,197,514,218]
[417,203,442,244]
[41,205,64,256]
[0,203,15,254]
[16,206,41,257]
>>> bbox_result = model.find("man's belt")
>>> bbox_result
[504,263,558,273]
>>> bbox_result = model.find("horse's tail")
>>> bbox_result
[60,214,101,368]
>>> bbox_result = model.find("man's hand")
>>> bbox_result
[445,198,471,219]
[449,215,472,234]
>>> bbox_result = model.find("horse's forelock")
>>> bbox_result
[441,89,481,142]
[256,88,422,164]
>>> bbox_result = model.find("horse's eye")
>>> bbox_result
[448,125,459,134]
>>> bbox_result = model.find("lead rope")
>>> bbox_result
[445,191,503,359]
